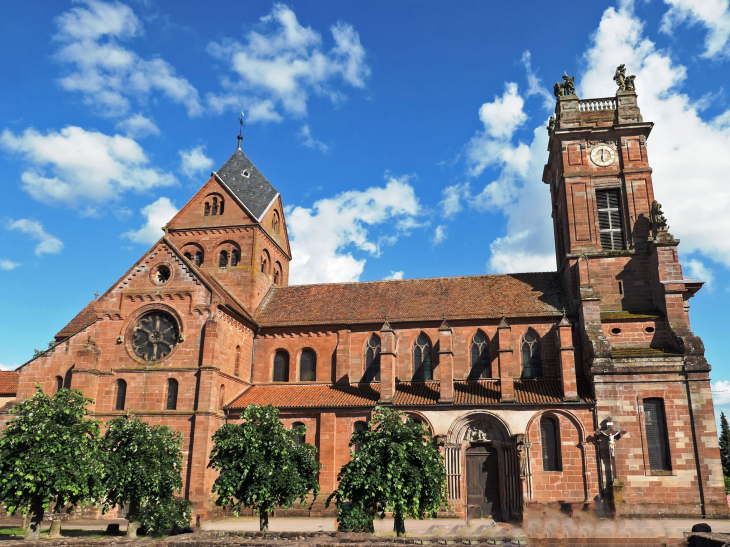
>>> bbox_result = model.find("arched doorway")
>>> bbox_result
[446,412,520,521]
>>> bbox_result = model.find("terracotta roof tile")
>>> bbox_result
[454,380,501,405]
[227,383,380,409]
[0,371,19,396]
[514,378,564,404]
[577,379,594,403]
[256,272,572,327]
[392,381,440,406]
[55,301,97,341]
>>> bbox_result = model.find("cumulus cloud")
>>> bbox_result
[115,113,160,138]
[122,197,179,245]
[660,0,730,59]
[440,182,469,219]
[206,3,370,122]
[712,380,730,406]
[579,1,730,269]
[54,0,202,117]
[384,271,404,280]
[287,175,420,284]
[6,219,64,256]
[0,126,176,209]
[432,225,447,246]
[521,51,554,110]
[685,258,715,290]
[179,144,214,179]
[299,125,329,152]
[0,260,20,270]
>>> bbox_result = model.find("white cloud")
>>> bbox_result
[0,260,20,270]
[115,113,159,138]
[6,219,64,256]
[579,1,730,269]
[0,364,18,371]
[122,197,179,245]
[179,145,214,179]
[384,270,404,280]
[299,125,329,152]
[521,51,555,110]
[440,182,470,219]
[712,380,730,406]
[0,126,176,208]
[287,175,420,284]
[432,225,447,246]
[660,0,730,59]
[206,3,370,122]
[54,0,202,117]
[685,258,715,290]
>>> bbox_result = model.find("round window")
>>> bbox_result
[151,263,172,285]
[644,326,655,334]
[130,310,180,362]
[610,327,621,335]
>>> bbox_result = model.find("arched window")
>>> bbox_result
[166,378,178,410]
[292,422,305,445]
[273,270,279,284]
[540,416,560,471]
[273,262,282,285]
[272,210,280,234]
[219,200,224,215]
[521,330,542,378]
[273,351,289,382]
[204,202,210,216]
[219,250,228,268]
[643,398,672,471]
[300,349,316,382]
[261,250,270,274]
[184,252,192,261]
[194,251,203,266]
[55,376,63,393]
[212,196,218,216]
[63,367,73,389]
[231,249,240,267]
[234,345,241,377]
[470,330,490,379]
[353,421,367,455]
[413,334,432,381]
[364,335,381,382]
[115,379,127,411]
[219,384,226,410]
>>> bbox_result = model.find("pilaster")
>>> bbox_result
[557,315,579,401]
[438,318,454,404]
[497,315,514,403]
[335,329,351,385]
[379,320,397,403]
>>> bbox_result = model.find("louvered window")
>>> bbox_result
[364,335,381,382]
[521,330,542,378]
[166,378,178,410]
[273,351,289,382]
[470,331,490,379]
[292,422,305,445]
[115,379,127,411]
[413,334,432,381]
[596,189,625,250]
[300,350,316,381]
[643,398,671,471]
[540,416,560,471]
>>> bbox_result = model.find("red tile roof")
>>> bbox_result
[255,272,572,327]
[454,380,500,405]
[0,371,19,396]
[228,378,594,410]
[55,301,97,341]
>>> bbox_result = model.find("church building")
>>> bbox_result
[4,70,727,522]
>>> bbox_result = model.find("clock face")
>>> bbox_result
[131,310,179,362]
[591,145,616,167]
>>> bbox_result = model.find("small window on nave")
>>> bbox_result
[194,251,203,266]
[231,249,240,267]
[469,330,490,379]
[643,398,672,471]
[204,202,210,216]
[115,379,127,411]
[413,334,432,381]
[540,416,560,471]
[166,378,178,410]
[273,350,289,382]
[364,335,381,382]
[300,349,316,382]
[219,250,228,268]
[353,421,367,454]
[292,422,306,445]
[521,330,542,378]
[55,376,63,394]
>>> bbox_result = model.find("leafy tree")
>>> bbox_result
[720,412,730,477]
[102,415,184,537]
[0,387,105,539]
[208,404,322,531]
[327,406,448,536]
[137,498,193,536]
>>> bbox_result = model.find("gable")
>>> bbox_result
[258,195,291,257]
[167,176,256,230]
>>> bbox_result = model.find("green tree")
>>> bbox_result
[102,415,184,537]
[208,404,322,531]
[720,412,730,477]
[327,406,448,537]
[0,387,105,539]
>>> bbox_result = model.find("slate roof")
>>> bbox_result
[215,149,279,221]
[55,301,97,341]
[255,273,572,327]
[0,371,19,396]
[227,378,594,410]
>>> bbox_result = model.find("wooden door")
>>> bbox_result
[466,445,501,520]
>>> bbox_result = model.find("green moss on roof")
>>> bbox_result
[601,309,664,321]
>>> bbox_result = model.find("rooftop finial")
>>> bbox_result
[237,111,245,150]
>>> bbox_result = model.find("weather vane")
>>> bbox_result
[237,111,245,149]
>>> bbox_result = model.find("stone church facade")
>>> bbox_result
[5,73,727,522]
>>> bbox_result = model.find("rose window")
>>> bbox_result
[131,311,179,362]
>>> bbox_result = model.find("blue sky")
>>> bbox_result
[2,0,730,415]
